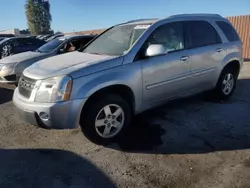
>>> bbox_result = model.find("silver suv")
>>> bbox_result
[13,14,243,144]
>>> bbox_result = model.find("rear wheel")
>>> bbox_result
[212,66,237,100]
[80,94,132,144]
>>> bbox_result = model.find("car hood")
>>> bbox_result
[23,52,121,80]
[0,51,47,64]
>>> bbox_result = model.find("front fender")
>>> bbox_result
[71,62,142,112]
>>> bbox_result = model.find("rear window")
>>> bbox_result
[216,21,240,42]
[185,21,221,49]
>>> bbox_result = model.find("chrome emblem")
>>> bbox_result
[20,79,36,91]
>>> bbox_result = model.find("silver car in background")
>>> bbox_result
[0,35,95,84]
[13,14,243,144]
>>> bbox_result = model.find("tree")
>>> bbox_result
[25,0,52,35]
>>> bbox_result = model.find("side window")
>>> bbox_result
[16,38,29,46]
[71,39,81,50]
[79,37,94,48]
[185,21,221,49]
[59,40,78,53]
[25,38,37,45]
[216,21,240,42]
[147,22,184,53]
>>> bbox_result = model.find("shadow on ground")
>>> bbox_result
[0,149,116,188]
[109,79,250,154]
[0,87,14,105]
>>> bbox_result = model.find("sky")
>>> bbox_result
[1,0,250,32]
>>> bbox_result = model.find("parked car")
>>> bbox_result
[0,37,45,59]
[39,34,54,41]
[0,35,95,84]
[46,34,64,42]
[13,14,242,144]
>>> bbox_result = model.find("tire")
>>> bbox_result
[212,66,237,100]
[80,94,132,145]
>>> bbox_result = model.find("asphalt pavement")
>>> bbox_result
[0,62,250,188]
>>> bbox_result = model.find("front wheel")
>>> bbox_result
[212,66,237,100]
[80,94,132,144]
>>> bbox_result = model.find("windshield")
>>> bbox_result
[83,24,150,56]
[37,38,66,53]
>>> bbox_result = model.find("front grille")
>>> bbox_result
[18,75,36,98]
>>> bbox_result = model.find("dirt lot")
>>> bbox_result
[0,62,250,188]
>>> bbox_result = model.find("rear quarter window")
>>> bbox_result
[216,21,240,42]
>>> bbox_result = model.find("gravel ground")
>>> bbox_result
[0,62,250,188]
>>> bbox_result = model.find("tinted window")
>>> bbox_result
[32,38,45,45]
[216,21,239,42]
[37,38,65,53]
[185,21,221,48]
[24,38,34,45]
[78,37,94,48]
[15,38,29,46]
[146,22,184,53]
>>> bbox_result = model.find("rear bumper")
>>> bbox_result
[13,88,87,129]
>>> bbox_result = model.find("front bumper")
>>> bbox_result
[0,69,17,84]
[13,88,87,129]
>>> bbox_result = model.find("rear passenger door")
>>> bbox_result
[184,21,226,90]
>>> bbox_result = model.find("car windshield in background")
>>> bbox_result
[83,24,151,56]
[37,38,66,53]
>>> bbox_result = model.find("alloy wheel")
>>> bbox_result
[95,104,125,138]
[222,73,234,95]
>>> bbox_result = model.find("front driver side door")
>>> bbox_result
[139,22,192,104]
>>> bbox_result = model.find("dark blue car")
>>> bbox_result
[0,37,46,59]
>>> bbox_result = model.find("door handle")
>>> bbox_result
[216,48,223,53]
[180,56,190,61]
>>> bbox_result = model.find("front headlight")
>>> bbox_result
[35,75,72,103]
[1,62,18,71]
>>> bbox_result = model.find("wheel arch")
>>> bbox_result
[79,84,136,124]
[221,59,241,78]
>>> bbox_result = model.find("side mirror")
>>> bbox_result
[145,44,167,57]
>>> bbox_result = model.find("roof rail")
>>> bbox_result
[118,18,159,25]
[122,18,159,24]
[169,13,222,18]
